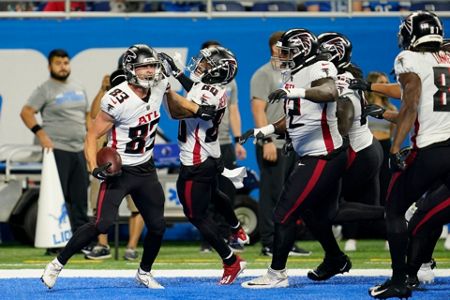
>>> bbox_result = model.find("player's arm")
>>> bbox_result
[229,103,246,159]
[20,104,54,148]
[336,96,354,136]
[165,90,201,119]
[390,72,421,154]
[269,78,338,103]
[372,83,401,99]
[84,111,114,172]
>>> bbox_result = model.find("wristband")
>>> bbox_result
[287,88,306,98]
[31,124,43,134]
[233,136,241,143]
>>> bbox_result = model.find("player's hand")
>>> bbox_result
[282,139,293,155]
[159,52,181,78]
[195,104,216,121]
[268,88,288,103]
[235,143,247,160]
[388,152,406,173]
[362,104,385,119]
[239,129,254,145]
[92,163,121,180]
[348,79,372,92]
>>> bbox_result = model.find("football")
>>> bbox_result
[96,147,122,175]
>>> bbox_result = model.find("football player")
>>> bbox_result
[241,28,351,288]
[41,44,215,290]
[318,32,384,252]
[369,11,450,299]
[160,46,248,285]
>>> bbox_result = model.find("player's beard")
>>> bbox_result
[50,70,70,81]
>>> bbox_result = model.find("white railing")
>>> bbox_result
[0,0,450,18]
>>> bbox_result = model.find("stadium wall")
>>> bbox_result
[1,17,449,172]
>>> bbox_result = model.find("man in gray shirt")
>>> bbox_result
[251,32,310,257]
[20,49,90,247]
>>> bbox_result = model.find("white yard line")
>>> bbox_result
[1,269,449,278]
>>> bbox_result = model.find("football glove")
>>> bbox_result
[362,104,385,119]
[388,152,406,173]
[195,104,216,121]
[268,88,288,103]
[92,163,121,181]
[239,125,275,145]
[159,52,181,78]
[348,79,372,92]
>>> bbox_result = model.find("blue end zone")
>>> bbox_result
[1,276,449,300]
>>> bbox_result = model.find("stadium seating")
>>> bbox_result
[213,1,245,12]
[89,1,110,11]
[251,1,297,11]
[159,1,205,12]
[410,2,450,11]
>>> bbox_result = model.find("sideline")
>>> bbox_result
[1,269,450,278]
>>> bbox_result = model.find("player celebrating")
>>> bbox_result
[161,46,248,285]
[241,28,351,288]
[318,32,384,252]
[369,11,450,299]
[41,44,215,290]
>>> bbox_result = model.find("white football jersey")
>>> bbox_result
[395,50,450,148]
[336,71,373,152]
[284,60,343,157]
[100,79,168,166]
[178,82,227,166]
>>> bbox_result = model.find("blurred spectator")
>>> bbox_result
[0,1,35,11]
[366,71,397,206]
[43,1,86,11]
[362,1,411,11]
[110,0,145,12]
[304,0,362,11]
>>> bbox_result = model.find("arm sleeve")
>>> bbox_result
[229,80,238,105]
[394,51,417,77]
[100,92,122,120]
[26,85,47,112]
[250,71,271,102]
[308,60,338,83]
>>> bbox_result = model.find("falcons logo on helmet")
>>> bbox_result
[289,33,313,56]
[321,37,346,62]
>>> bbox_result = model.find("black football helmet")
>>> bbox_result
[188,46,237,85]
[123,44,163,88]
[318,32,352,69]
[274,28,319,73]
[398,11,443,51]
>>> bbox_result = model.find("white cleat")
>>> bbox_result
[241,267,289,289]
[41,259,64,289]
[418,260,436,284]
[135,268,164,289]
[344,239,357,252]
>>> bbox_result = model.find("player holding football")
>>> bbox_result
[41,44,216,290]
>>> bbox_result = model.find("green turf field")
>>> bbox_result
[1,240,449,270]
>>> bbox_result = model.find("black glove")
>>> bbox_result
[282,139,293,155]
[195,104,216,121]
[362,104,386,119]
[388,152,406,173]
[268,88,288,103]
[159,52,181,77]
[239,129,254,145]
[92,163,119,181]
[348,79,372,92]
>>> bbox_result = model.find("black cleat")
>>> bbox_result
[405,275,420,290]
[307,254,352,281]
[369,279,412,299]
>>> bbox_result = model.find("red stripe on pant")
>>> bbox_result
[96,181,107,224]
[281,159,327,224]
[184,180,194,219]
[346,147,356,170]
[412,197,450,236]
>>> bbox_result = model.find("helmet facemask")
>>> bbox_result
[126,61,163,89]
[123,45,164,89]
[188,47,237,85]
